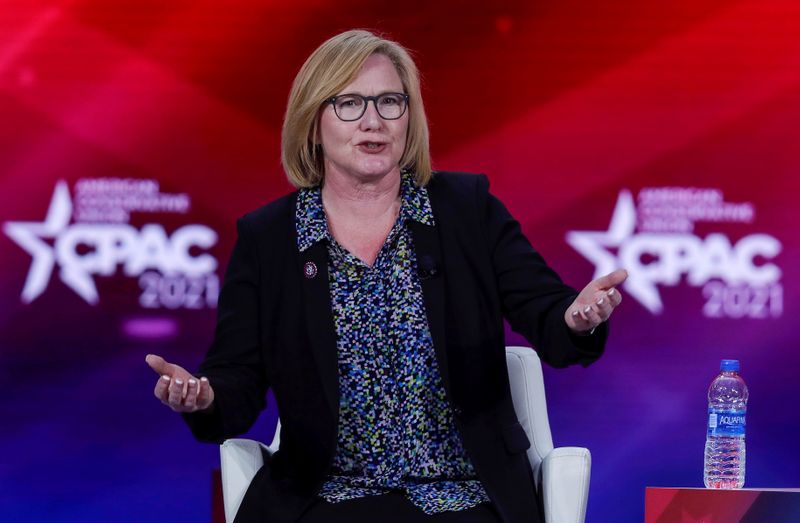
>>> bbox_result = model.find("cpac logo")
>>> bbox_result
[3,181,218,305]
[567,190,782,315]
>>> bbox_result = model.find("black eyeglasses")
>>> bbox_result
[325,92,409,121]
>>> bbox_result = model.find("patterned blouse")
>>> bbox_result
[295,172,491,514]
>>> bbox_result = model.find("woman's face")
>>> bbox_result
[318,53,408,184]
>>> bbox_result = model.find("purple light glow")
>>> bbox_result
[121,317,178,340]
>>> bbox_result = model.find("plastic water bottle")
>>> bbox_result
[703,359,748,489]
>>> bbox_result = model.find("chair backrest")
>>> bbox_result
[267,420,281,454]
[266,346,554,481]
[505,345,555,488]
[222,346,580,523]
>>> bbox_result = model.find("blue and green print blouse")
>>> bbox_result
[295,172,491,514]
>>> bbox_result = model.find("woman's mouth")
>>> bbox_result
[358,142,387,153]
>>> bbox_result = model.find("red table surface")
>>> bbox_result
[645,487,800,523]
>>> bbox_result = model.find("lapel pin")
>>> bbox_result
[303,261,318,279]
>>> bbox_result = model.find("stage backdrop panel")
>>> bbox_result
[1,1,798,522]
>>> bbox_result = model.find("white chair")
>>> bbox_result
[220,346,591,523]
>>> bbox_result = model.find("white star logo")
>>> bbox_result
[3,181,99,304]
[566,190,665,314]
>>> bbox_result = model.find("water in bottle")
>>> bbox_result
[703,359,748,489]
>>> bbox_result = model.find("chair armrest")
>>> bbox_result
[542,446,591,523]
[220,438,271,523]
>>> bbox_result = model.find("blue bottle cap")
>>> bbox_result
[720,359,740,372]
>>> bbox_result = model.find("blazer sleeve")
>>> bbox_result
[183,216,269,442]
[479,175,607,368]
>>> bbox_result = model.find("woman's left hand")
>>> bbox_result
[565,269,628,334]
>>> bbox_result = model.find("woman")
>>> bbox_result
[146,30,626,523]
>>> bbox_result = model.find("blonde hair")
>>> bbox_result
[281,30,431,188]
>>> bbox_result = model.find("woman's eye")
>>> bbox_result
[379,96,399,105]
[337,97,362,109]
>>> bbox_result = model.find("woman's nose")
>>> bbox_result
[359,100,383,130]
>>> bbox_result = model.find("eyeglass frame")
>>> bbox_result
[324,92,410,122]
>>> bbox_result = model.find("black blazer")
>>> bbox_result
[185,172,607,523]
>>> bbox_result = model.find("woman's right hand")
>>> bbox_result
[145,354,215,413]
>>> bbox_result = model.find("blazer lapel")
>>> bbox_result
[298,241,340,416]
[408,220,451,392]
